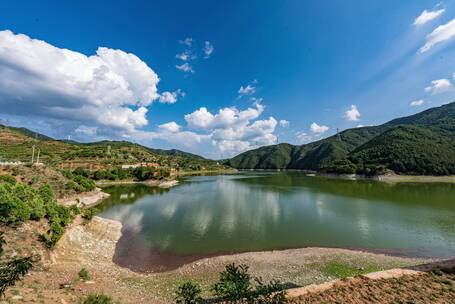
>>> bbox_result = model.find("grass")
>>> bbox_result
[321,262,382,278]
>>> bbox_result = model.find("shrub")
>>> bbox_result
[82,293,119,304]
[0,256,34,297]
[175,282,203,304]
[78,268,90,281]
[82,207,99,221]
[211,263,252,301]
[41,221,64,248]
[0,174,16,185]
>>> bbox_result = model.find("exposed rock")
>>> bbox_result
[52,216,122,264]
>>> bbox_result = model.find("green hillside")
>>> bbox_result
[0,127,225,171]
[224,102,455,175]
[0,124,54,141]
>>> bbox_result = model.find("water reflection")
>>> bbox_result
[97,173,455,259]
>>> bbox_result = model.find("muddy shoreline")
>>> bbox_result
[110,226,447,273]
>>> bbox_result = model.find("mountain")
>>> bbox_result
[224,102,455,175]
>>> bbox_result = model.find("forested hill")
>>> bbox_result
[224,102,455,175]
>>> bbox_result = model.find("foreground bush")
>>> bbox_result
[81,293,120,304]
[176,263,287,303]
[175,282,203,304]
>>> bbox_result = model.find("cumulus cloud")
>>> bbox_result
[176,50,192,61]
[184,102,278,155]
[420,18,455,52]
[176,62,194,73]
[344,105,361,121]
[158,89,185,104]
[279,120,290,127]
[409,99,424,106]
[414,9,445,26]
[203,41,214,58]
[158,121,181,132]
[424,78,452,94]
[0,30,166,133]
[238,85,256,97]
[310,122,329,136]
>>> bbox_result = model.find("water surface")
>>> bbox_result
[97,172,455,271]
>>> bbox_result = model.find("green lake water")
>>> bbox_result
[97,172,455,259]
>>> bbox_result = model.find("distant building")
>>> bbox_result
[121,164,142,169]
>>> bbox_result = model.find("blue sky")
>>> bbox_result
[1,0,455,158]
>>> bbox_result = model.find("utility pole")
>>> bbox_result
[31,145,35,163]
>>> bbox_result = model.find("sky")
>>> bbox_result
[1,0,455,159]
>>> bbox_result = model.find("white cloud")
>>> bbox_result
[184,102,278,155]
[424,78,452,94]
[75,125,97,135]
[296,132,312,143]
[414,9,445,26]
[176,51,191,61]
[158,89,185,104]
[0,30,163,133]
[310,122,329,136]
[344,105,360,121]
[176,62,194,73]
[203,41,214,58]
[409,99,424,106]
[238,85,256,97]
[179,37,193,46]
[356,124,364,128]
[279,120,290,127]
[158,121,181,133]
[420,18,455,52]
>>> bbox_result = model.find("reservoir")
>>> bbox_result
[97,172,455,271]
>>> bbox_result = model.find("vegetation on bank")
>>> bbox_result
[0,174,79,247]
[71,166,171,182]
[224,102,455,176]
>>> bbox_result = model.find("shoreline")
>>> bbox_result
[237,169,455,183]
[318,172,455,183]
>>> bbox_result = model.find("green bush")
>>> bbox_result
[82,207,99,221]
[175,282,203,304]
[175,264,288,304]
[0,174,16,185]
[41,221,64,248]
[81,293,119,304]
[0,256,34,297]
[211,263,252,301]
[78,268,90,281]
